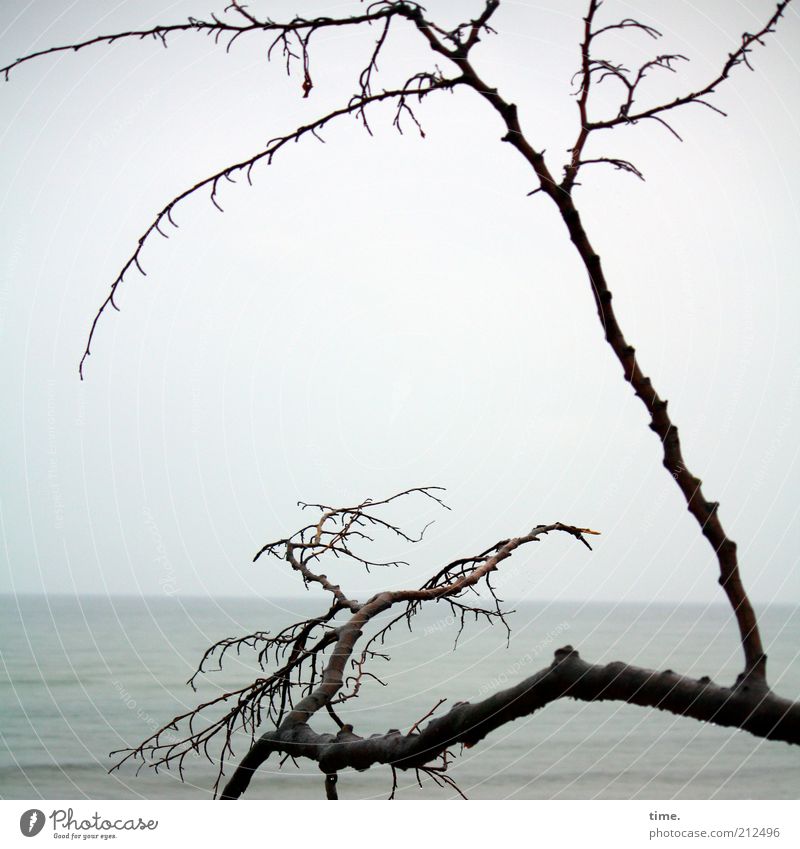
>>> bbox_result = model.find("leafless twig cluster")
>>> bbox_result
[110,486,598,797]
[561,0,792,190]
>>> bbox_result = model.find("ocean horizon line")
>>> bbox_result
[1,592,795,610]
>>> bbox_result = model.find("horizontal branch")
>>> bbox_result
[0,6,405,80]
[577,157,645,181]
[221,645,800,798]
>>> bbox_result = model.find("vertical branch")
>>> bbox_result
[563,0,600,191]
[441,7,777,682]
[551,201,767,685]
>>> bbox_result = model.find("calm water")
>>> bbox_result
[1,595,798,800]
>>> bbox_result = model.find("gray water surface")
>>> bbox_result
[1,595,797,800]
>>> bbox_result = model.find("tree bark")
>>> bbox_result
[221,645,799,798]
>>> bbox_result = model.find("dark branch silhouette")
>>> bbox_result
[107,486,797,800]
[222,645,800,800]
[0,4,410,83]
[109,487,600,797]
[5,0,798,799]
[75,71,462,379]
[563,0,791,188]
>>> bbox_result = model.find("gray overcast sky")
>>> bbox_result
[1,0,799,606]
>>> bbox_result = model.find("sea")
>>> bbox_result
[1,595,797,800]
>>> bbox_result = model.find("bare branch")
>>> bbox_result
[578,157,645,180]
[461,0,501,54]
[2,21,238,81]
[593,18,661,40]
[111,489,596,796]
[589,1,793,132]
[0,6,412,81]
[562,0,602,190]
[224,3,259,26]
[448,2,788,685]
[562,1,790,190]
[358,16,393,98]
[8,0,795,803]
[221,645,800,799]
[77,76,462,378]
[408,698,446,735]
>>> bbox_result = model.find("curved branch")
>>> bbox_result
[77,75,463,378]
[577,156,645,181]
[278,522,597,729]
[221,645,800,798]
[1,22,243,80]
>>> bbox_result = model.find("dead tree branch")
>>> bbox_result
[110,486,799,800]
[74,71,460,379]
[110,488,598,796]
[562,0,791,189]
[0,5,418,82]
[220,645,800,799]
[422,0,792,685]
[1,3,475,379]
